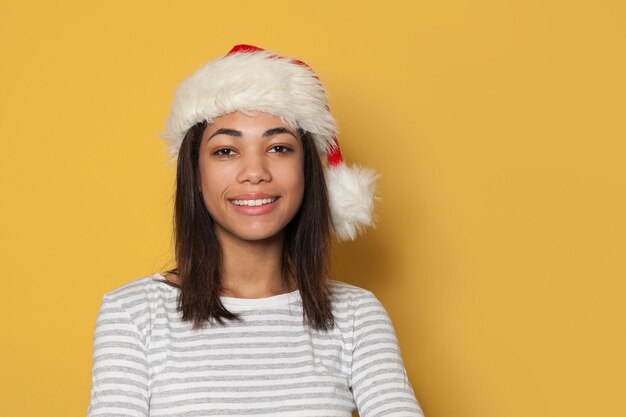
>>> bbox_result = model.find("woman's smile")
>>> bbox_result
[228,193,281,215]
[230,197,278,207]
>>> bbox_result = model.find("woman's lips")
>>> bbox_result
[230,196,278,206]
[228,195,280,215]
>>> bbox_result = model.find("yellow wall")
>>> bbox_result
[1,1,624,416]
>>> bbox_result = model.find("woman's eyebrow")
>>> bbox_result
[208,128,242,140]
[208,127,296,140]
[263,127,297,138]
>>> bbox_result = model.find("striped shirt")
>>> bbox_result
[87,275,424,416]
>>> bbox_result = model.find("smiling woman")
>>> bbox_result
[86,45,425,417]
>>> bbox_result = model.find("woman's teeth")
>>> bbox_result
[231,197,277,206]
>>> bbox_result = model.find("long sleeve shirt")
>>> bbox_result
[87,275,424,416]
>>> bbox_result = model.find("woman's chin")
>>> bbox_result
[215,224,286,245]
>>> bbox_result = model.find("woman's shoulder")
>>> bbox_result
[101,273,176,311]
[92,275,176,350]
[328,279,380,306]
[328,279,392,318]
[328,279,372,297]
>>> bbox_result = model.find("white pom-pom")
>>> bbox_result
[325,164,378,241]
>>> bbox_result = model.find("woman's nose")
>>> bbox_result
[236,153,271,184]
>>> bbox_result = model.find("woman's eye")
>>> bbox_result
[269,145,292,153]
[214,148,236,156]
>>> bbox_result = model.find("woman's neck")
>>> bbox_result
[218,231,296,299]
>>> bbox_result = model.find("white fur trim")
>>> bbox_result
[326,164,378,241]
[163,50,336,156]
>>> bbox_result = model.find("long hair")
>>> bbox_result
[168,121,334,331]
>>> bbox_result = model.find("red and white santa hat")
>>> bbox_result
[163,44,376,240]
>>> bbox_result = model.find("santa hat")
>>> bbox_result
[163,44,376,240]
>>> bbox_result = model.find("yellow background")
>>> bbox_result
[1,1,624,416]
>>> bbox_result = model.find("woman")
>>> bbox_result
[87,45,424,416]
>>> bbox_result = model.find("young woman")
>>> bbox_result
[87,45,424,417]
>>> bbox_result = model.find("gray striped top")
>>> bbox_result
[87,275,424,416]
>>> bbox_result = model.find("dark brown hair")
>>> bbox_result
[167,121,334,331]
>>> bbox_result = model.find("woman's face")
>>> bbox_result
[198,111,305,244]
